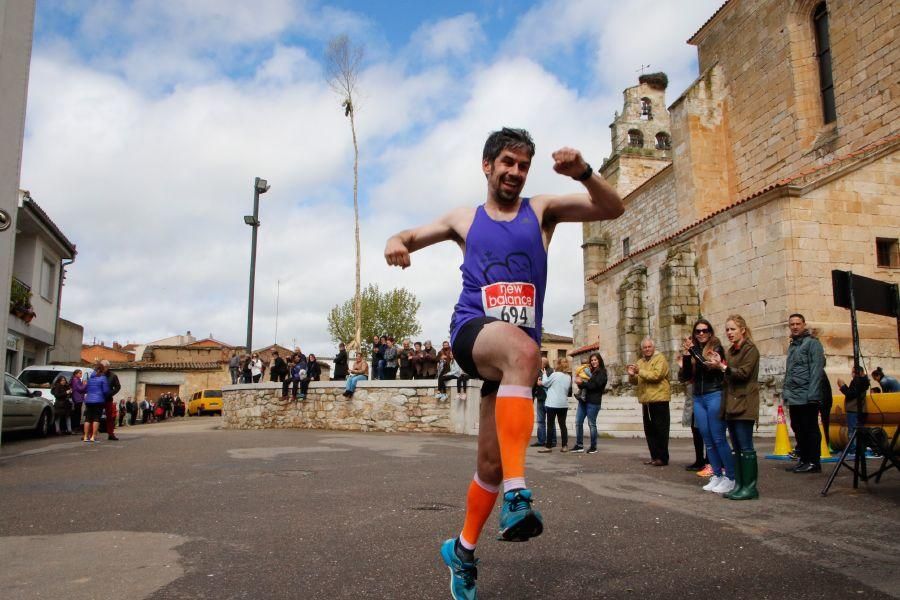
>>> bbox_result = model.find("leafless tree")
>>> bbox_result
[325,34,364,352]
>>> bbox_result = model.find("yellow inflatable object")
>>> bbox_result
[829,391,900,450]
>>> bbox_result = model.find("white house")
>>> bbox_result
[6,190,77,374]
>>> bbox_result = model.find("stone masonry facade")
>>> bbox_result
[573,1,899,436]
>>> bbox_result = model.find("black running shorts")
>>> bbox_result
[83,403,104,422]
[451,316,501,398]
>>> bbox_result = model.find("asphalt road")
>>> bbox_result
[1,418,898,600]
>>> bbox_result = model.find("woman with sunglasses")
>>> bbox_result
[680,318,734,494]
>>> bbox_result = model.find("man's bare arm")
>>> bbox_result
[534,147,624,224]
[384,207,470,269]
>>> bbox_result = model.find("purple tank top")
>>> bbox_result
[450,198,548,345]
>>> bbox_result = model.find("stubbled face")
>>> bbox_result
[641,340,655,359]
[788,316,805,337]
[725,320,744,344]
[484,147,532,204]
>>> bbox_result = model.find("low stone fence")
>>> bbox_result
[222,380,482,434]
[223,381,781,438]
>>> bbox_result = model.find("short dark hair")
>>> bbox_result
[788,313,806,322]
[483,127,535,163]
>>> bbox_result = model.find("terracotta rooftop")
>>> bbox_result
[589,132,900,282]
[105,362,223,371]
[541,332,574,344]
[569,342,600,356]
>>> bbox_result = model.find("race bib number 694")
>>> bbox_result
[481,282,536,328]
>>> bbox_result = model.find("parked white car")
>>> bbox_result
[17,364,85,398]
[2,372,54,436]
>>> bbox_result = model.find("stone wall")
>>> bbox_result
[691,0,899,198]
[602,166,678,264]
[222,381,481,435]
[221,379,784,439]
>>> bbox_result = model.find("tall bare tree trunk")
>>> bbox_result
[350,111,361,352]
[324,34,364,353]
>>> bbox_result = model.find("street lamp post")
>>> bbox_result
[245,177,270,354]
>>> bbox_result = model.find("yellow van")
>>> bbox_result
[188,389,223,416]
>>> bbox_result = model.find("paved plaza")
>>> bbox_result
[1,418,898,599]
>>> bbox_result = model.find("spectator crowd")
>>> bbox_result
[528,312,897,502]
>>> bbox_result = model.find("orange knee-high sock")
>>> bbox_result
[495,385,535,492]
[459,474,500,549]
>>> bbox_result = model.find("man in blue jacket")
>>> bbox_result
[782,314,825,473]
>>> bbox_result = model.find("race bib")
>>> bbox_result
[482,282,536,328]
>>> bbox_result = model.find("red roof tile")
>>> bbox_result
[569,342,599,356]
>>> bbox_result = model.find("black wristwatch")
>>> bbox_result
[573,163,593,181]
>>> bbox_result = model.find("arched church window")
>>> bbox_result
[640,98,652,120]
[813,2,836,123]
[628,129,644,148]
[656,132,671,150]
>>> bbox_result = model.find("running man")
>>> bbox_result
[384,127,623,599]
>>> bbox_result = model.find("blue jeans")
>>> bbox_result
[575,401,601,448]
[375,360,385,380]
[345,374,367,393]
[694,391,734,478]
[535,399,546,445]
[727,419,755,452]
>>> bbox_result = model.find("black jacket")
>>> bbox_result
[840,375,870,414]
[333,350,348,379]
[307,361,322,381]
[581,368,608,405]
[273,357,287,376]
[106,372,121,401]
[680,344,725,395]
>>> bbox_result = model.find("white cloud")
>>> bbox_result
[410,13,486,61]
[505,0,723,96]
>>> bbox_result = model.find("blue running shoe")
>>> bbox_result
[440,538,477,600]
[497,488,543,542]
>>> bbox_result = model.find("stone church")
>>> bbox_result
[572,0,899,407]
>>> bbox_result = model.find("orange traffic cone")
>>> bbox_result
[765,404,794,460]
[818,413,838,463]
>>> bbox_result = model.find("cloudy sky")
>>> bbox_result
[22,0,722,356]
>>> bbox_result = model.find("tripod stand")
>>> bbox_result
[822,421,900,494]
[821,270,900,495]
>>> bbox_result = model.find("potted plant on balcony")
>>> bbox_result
[9,279,36,323]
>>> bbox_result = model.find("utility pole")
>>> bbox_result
[244,177,269,353]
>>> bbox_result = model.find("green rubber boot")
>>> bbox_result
[729,450,759,500]
[723,451,742,499]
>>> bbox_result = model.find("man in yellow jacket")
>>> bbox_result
[627,338,671,466]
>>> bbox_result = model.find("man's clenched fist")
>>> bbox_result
[551,147,589,179]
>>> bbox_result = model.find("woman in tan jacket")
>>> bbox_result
[707,315,760,500]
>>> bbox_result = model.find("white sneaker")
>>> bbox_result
[712,477,735,494]
[702,475,722,491]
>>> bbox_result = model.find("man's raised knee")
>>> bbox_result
[509,338,540,377]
